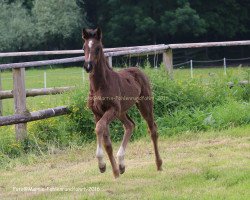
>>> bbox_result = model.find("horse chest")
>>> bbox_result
[93,99,105,113]
[89,92,111,115]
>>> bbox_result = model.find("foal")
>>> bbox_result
[82,28,162,178]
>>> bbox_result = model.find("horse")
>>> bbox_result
[82,28,162,178]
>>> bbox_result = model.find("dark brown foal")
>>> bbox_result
[82,28,162,178]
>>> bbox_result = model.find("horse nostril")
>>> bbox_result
[84,62,93,73]
[83,62,87,68]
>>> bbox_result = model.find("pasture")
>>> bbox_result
[0,127,250,199]
[0,65,249,199]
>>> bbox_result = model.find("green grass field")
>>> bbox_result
[0,66,249,199]
[0,127,250,199]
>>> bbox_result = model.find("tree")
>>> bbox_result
[84,0,250,46]
[32,0,87,50]
[189,0,250,40]
[1,0,249,52]
[160,3,206,40]
[93,1,162,46]
[0,1,35,51]
[83,0,207,46]
[0,0,88,51]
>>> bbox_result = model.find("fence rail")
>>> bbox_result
[173,56,250,77]
[0,86,74,100]
[0,44,165,58]
[0,40,249,141]
[168,40,250,49]
[0,106,69,126]
[0,45,168,70]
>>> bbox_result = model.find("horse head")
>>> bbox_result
[82,28,103,73]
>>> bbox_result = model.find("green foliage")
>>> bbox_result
[66,87,96,143]
[31,66,250,143]
[1,66,250,159]
[1,0,249,51]
[0,1,35,51]
[0,0,87,51]
[87,0,250,46]
[191,0,250,38]
[32,0,85,49]
[161,3,206,37]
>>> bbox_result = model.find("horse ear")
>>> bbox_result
[96,27,102,41]
[82,28,89,40]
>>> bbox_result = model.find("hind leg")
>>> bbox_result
[136,99,163,171]
[117,113,135,174]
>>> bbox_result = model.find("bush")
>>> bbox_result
[63,66,250,140]
[2,66,249,159]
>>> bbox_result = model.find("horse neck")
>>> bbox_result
[89,49,111,91]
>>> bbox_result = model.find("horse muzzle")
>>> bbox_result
[84,62,93,73]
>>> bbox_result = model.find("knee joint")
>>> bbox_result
[95,121,106,135]
[124,121,135,133]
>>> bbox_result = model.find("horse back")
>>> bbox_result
[117,67,152,96]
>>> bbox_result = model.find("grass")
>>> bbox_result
[1,67,84,115]
[0,126,249,199]
[0,65,249,154]
[0,65,249,199]
[0,66,248,116]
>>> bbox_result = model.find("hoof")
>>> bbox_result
[157,159,163,171]
[119,165,125,174]
[99,164,106,173]
[157,166,163,171]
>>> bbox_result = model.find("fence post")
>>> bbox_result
[13,68,28,141]
[44,71,47,88]
[108,56,113,68]
[190,60,193,78]
[163,49,173,79]
[0,70,3,116]
[129,55,131,67]
[153,50,157,68]
[223,58,227,75]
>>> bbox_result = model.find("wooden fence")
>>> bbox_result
[0,40,249,141]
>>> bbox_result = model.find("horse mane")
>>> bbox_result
[105,58,113,70]
[100,45,113,70]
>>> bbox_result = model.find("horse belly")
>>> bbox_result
[119,86,141,111]
[120,97,137,111]
[119,78,141,111]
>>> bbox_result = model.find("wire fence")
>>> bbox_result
[0,68,85,90]
[173,57,250,78]
[0,56,250,89]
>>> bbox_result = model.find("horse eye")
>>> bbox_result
[95,47,100,55]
